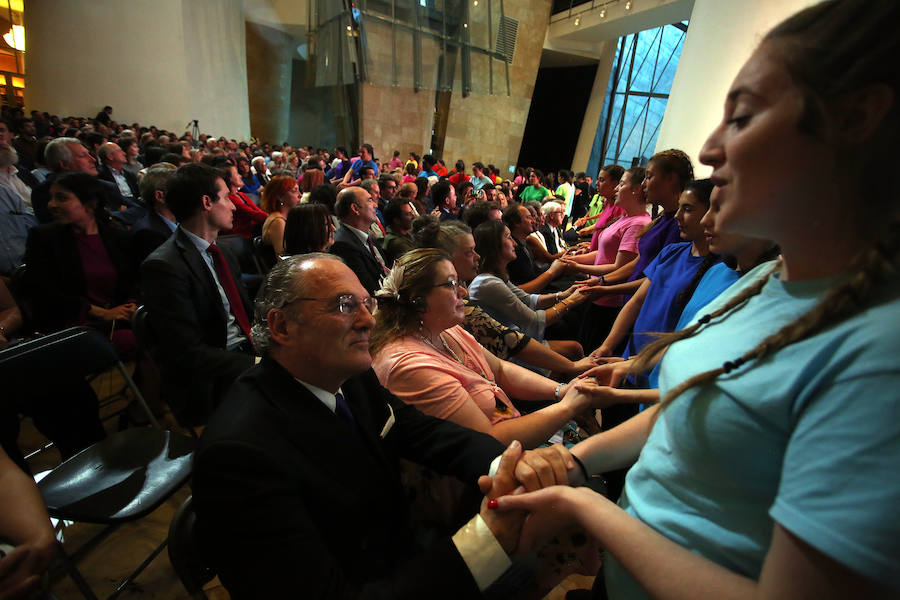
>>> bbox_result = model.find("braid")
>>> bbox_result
[630,261,777,375]
[658,223,900,407]
[672,253,720,318]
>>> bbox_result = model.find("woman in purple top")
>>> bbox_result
[23,172,139,357]
[579,149,695,303]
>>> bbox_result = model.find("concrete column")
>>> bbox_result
[25,0,250,139]
[654,0,819,175]
[570,40,617,173]
[246,22,294,144]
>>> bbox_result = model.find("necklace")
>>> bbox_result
[419,331,507,412]
[420,331,492,383]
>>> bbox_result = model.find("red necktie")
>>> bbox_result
[367,235,390,276]
[207,243,252,338]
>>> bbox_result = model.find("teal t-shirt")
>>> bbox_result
[646,262,742,389]
[606,262,900,598]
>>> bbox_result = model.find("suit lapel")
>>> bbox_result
[254,361,396,475]
[337,225,381,274]
[174,228,226,318]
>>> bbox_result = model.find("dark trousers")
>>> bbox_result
[1,376,106,473]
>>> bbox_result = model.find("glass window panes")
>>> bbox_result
[588,21,687,176]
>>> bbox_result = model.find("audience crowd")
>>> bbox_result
[0,1,898,597]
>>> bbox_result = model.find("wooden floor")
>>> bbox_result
[18,368,594,599]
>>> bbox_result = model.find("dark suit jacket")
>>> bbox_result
[98,164,141,202]
[539,224,563,255]
[329,224,386,296]
[22,221,138,332]
[193,359,506,599]
[507,236,540,285]
[131,211,174,263]
[140,227,254,424]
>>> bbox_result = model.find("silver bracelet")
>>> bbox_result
[554,382,563,401]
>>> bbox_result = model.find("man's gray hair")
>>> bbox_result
[250,253,345,355]
[541,200,562,217]
[360,178,378,193]
[140,165,177,210]
[45,137,80,171]
[98,142,117,162]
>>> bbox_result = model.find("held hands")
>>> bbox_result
[547,260,568,276]
[479,442,581,554]
[492,485,602,555]
[478,441,527,554]
[580,358,632,387]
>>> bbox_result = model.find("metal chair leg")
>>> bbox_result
[107,538,168,600]
[116,361,160,428]
[58,547,100,600]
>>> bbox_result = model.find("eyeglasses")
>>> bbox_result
[430,278,460,291]
[292,294,377,315]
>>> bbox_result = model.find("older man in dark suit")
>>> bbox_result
[193,254,579,599]
[329,185,390,295]
[98,142,140,203]
[140,163,254,426]
[131,165,177,263]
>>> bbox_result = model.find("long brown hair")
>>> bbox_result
[631,0,900,409]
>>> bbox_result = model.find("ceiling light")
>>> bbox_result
[599,8,606,18]
[625,1,632,10]
[473,0,478,5]
[574,17,580,26]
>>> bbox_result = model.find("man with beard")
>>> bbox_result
[0,119,34,207]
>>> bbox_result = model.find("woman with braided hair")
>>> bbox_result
[491,1,900,598]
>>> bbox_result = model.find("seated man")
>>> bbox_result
[141,163,255,426]
[193,254,579,599]
[131,164,177,263]
[380,198,415,267]
[503,204,568,293]
[329,186,390,296]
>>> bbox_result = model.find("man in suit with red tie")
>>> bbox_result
[141,163,255,426]
[330,185,392,295]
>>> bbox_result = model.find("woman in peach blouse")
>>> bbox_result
[371,249,605,449]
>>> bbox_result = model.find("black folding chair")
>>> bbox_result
[167,496,216,599]
[39,428,195,600]
[0,326,159,430]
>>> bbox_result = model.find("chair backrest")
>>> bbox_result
[251,235,277,271]
[216,234,261,275]
[0,326,120,381]
[168,495,215,598]
[131,305,156,353]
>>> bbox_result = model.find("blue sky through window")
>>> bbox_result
[587,22,687,178]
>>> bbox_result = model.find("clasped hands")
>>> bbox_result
[477,441,581,555]
[477,441,605,558]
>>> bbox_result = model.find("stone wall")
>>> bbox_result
[246,22,295,144]
[442,0,553,177]
[356,0,552,174]
[359,83,434,165]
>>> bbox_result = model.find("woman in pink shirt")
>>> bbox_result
[371,249,607,449]
[563,167,651,350]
